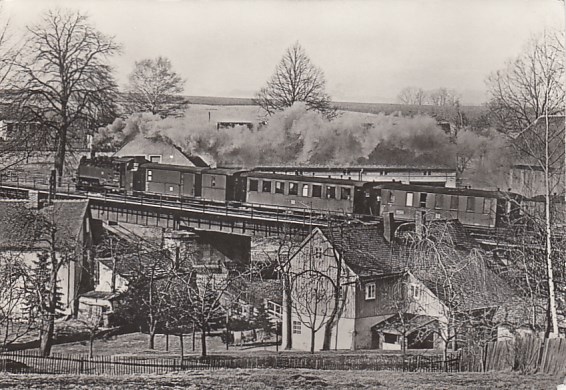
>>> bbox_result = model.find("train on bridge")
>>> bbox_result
[76,156,524,230]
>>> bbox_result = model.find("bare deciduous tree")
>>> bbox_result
[123,57,188,117]
[487,32,564,135]
[11,9,120,183]
[254,42,336,119]
[427,88,460,107]
[397,87,427,105]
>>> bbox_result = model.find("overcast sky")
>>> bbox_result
[3,0,565,104]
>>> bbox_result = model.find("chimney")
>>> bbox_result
[383,212,395,243]
[28,190,41,210]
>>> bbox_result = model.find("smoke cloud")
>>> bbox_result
[95,104,509,178]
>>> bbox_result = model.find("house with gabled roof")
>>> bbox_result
[114,134,208,167]
[0,197,93,317]
[284,219,521,352]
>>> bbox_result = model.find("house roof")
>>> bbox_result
[0,200,89,249]
[98,249,171,279]
[319,220,515,312]
[320,224,405,277]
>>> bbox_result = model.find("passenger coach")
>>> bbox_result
[237,172,367,214]
[363,183,522,228]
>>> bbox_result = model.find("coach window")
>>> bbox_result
[450,195,459,210]
[326,186,336,199]
[405,192,414,207]
[434,194,443,209]
[312,185,322,198]
[262,180,272,193]
[419,193,427,208]
[275,181,285,194]
[302,184,309,197]
[147,170,153,182]
[289,182,298,195]
[341,187,352,200]
[249,179,259,192]
[466,196,475,212]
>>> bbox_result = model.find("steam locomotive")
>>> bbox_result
[76,156,522,229]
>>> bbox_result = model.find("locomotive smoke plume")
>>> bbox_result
[95,103,509,180]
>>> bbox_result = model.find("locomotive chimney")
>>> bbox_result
[383,212,395,243]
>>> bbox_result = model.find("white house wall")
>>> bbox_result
[0,251,77,317]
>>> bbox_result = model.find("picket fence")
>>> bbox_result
[459,336,566,376]
[0,350,455,375]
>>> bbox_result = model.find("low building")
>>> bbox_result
[252,165,457,187]
[285,220,520,352]
[114,134,208,167]
[0,197,93,317]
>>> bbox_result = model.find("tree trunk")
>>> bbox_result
[55,130,67,186]
[40,267,59,357]
[179,333,184,360]
[310,328,316,354]
[149,329,156,350]
[89,334,95,359]
[40,315,54,357]
[200,326,207,357]
[192,325,196,351]
[283,280,292,350]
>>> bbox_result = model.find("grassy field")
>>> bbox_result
[0,369,561,389]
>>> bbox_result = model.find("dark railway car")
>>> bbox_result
[142,163,208,198]
[238,172,366,214]
[76,156,147,193]
[362,182,522,228]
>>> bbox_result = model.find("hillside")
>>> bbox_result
[184,96,487,123]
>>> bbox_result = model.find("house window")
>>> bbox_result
[405,192,414,207]
[289,182,298,195]
[211,176,216,187]
[410,284,421,299]
[365,282,376,300]
[341,187,351,200]
[384,333,399,344]
[262,180,272,193]
[483,198,492,214]
[388,191,396,203]
[249,179,259,192]
[314,246,322,259]
[149,155,162,163]
[312,185,322,198]
[302,184,309,197]
[147,170,153,182]
[450,195,459,210]
[292,321,302,334]
[466,196,475,212]
[169,186,174,192]
[326,186,336,199]
[275,181,285,194]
